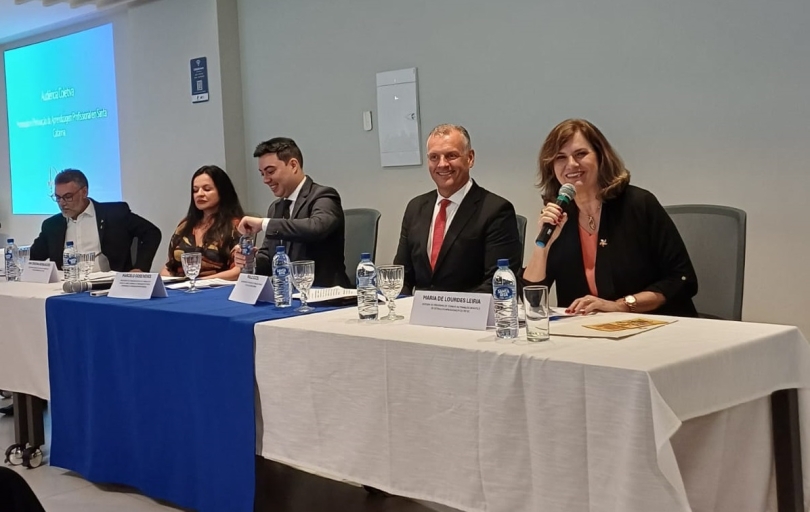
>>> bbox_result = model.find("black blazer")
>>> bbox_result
[256,176,351,288]
[522,185,698,317]
[394,181,523,295]
[30,200,162,272]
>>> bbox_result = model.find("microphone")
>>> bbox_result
[535,183,577,248]
[62,279,115,293]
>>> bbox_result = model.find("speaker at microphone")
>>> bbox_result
[535,183,577,248]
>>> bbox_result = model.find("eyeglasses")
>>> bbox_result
[51,188,85,203]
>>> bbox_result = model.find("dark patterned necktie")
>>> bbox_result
[275,199,292,219]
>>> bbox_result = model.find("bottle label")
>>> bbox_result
[494,286,515,301]
[67,256,78,266]
[4,253,11,261]
[274,266,289,277]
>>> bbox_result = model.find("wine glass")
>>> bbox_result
[15,246,30,281]
[78,252,96,281]
[291,260,315,313]
[181,252,202,293]
[377,265,404,321]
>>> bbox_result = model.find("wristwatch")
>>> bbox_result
[623,295,637,312]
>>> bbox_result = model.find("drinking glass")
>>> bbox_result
[78,252,96,281]
[523,285,550,342]
[181,252,202,293]
[377,265,404,321]
[291,260,315,313]
[15,246,30,281]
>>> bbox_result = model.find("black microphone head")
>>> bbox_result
[559,183,577,202]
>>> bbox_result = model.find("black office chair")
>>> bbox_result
[665,204,747,320]
[515,215,528,265]
[343,208,382,287]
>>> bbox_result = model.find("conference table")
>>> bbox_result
[2,279,809,512]
[254,298,810,512]
[44,285,350,512]
[0,280,60,466]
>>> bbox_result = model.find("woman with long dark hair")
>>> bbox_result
[161,165,244,280]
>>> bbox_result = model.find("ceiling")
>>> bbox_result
[0,0,106,45]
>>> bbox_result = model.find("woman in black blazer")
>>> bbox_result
[521,119,698,317]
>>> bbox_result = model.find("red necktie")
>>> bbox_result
[430,199,451,270]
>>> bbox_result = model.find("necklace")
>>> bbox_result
[581,203,602,232]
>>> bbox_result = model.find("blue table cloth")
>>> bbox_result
[46,286,342,512]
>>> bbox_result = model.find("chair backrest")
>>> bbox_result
[344,208,382,287]
[515,215,528,265]
[664,204,746,321]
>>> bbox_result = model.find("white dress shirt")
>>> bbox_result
[261,177,307,232]
[64,200,110,271]
[427,178,474,257]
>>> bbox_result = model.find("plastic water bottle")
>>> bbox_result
[63,241,79,283]
[356,252,378,321]
[4,239,19,282]
[272,246,292,308]
[493,258,519,339]
[239,235,255,274]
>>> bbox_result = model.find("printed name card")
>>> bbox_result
[108,273,168,299]
[410,291,495,331]
[21,261,60,284]
[228,274,274,305]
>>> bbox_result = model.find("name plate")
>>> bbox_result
[108,272,168,299]
[21,261,60,283]
[410,291,494,331]
[228,274,274,305]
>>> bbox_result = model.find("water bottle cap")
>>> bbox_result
[360,252,371,260]
[6,238,12,243]
[275,246,285,253]
[66,241,74,247]
[497,258,509,267]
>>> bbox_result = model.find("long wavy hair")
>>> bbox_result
[537,119,630,205]
[178,165,244,254]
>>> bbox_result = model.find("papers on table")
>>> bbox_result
[166,278,236,290]
[294,286,357,304]
[551,313,676,339]
[517,305,573,323]
[160,275,187,284]
[87,271,117,281]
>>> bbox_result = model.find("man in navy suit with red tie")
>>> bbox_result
[394,124,523,295]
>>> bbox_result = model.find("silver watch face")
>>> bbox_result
[625,295,637,305]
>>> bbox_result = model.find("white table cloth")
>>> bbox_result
[0,281,63,399]
[254,298,810,512]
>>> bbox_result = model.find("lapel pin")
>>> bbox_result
[599,239,608,248]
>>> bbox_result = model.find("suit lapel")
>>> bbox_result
[413,192,436,276]
[433,183,481,273]
[594,201,616,299]
[55,219,67,261]
[93,200,106,248]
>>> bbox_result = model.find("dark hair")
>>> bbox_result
[54,169,89,189]
[253,137,303,168]
[178,165,244,257]
[537,119,630,205]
